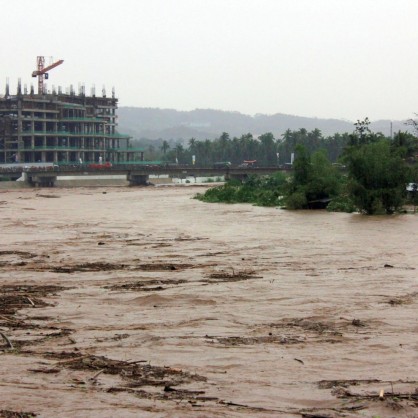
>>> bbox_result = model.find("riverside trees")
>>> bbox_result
[195,145,341,210]
[343,119,411,214]
[195,118,416,215]
[284,145,341,209]
[282,119,413,214]
[344,141,408,214]
[148,129,350,166]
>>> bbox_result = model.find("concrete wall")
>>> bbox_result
[0,181,31,189]
[0,176,173,189]
[56,179,129,187]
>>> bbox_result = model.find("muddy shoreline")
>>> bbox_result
[0,186,417,417]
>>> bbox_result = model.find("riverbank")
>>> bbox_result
[0,175,224,189]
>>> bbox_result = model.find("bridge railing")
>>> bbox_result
[0,163,291,175]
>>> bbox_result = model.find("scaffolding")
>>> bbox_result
[0,81,143,165]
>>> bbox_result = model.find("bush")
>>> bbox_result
[326,195,356,213]
[194,175,286,207]
[285,191,307,209]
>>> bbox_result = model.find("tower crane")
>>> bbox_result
[31,56,64,94]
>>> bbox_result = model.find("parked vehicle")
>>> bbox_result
[238,160,257,168]
[87,161,112,169]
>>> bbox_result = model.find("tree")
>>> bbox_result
[292,144,311,186]
[353,118,371,142]
[258,132,277,165]
[344,140,408,214]
[284,145,341,209]
[343,118,409,214]
[238,133,254,161]
[406,113,418,137]
[160,140,170,155]
[216,132,230,162]
[188,137,197,154]
[391,131,418,159]
[306,150,341,202]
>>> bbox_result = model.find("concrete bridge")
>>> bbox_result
[0,165,290,187]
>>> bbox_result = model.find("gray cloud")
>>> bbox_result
[1,0,417,121]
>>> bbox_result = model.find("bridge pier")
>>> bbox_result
[226,173,248,183]
[1,165,289,187]
[127,173,150,186]
[28,174,57,187]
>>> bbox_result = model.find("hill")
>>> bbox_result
[117,107,411,141]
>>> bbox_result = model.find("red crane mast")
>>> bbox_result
[31,56,64,94]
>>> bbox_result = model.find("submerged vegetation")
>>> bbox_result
[196,173,287,207]
[195,119,418,215]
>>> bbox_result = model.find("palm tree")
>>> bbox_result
[259,132,276,165]
[188,137,197,153]
[218,132,230,161]
[160,140,170,155]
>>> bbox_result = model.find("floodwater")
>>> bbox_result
[0,185,417,417]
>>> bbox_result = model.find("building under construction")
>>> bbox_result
[0,57,143,165]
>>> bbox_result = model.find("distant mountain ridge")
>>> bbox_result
[118,107,410,141]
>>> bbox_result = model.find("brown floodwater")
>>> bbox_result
[0,185,417,417]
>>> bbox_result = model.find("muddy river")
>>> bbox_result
[0,185,417,417]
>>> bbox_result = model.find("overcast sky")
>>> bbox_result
[2,0,418,121]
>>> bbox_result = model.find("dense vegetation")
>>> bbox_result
[198,173,288,207]
[195,119,418,215]
[133,129,351,166]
